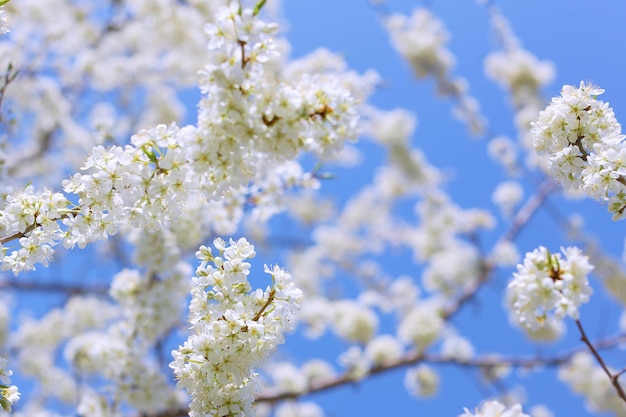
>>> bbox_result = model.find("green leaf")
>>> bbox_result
[253,0,267,16]
[0,0,10,7]
[141,147,159,164]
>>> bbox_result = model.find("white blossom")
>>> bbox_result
[559,352,626,415]
[300,359,336,386]
[275,401,324,417]
[364,334,404,366]
[0,10,8,34]
[404,365,439,398]
[0,3,360,274]
[485,49,555,107]
[266,362,308,394]
[459,400,530,417]
[170,237,302,417]
[330,300,379,344]
[0,357,19,412]
[492,181,524,217]
[506,246,593,330]
[338,346,370,381]
[398,302,444,351]
[441,330,475,361]
[532,82,626,219]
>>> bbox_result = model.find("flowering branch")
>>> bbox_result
[250,332,626,404]
[443,178,557,320]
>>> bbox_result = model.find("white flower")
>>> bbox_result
[488,136,519,173]
[300,359,336,385]
[484,49,555,106]
[492,181,524,217]
[441,331,474,361]
[529,405,554,417]
[338,346,370,381]
[266,362,308,394]
[331,301,379,344]
[506,246,593,330]
[0,10,9,34]
[532,82,626,219]
[404,365,439,398]
[459,400,529,417]
[0,357,19,412]
[422,241,481,295]
[397,303,444,351]
[385,8,454,79]
[364,334,404,366]
[171,237,302,417]
[275,401,324,417]
[490,240,521,267]
[559,352,626,415]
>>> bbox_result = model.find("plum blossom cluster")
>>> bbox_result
[478,5,556,171]
[0,356,19,412]
[404,365,439,398]
[385,7,486,135]
[170,238,303,417]
[0,8,8,35]
[506,246,593,331]
[384,8,454,81]
[482,5,554,110]
[0,186,70,272]
[0,4,359,274]
[532,82,626,219]
[459,400,529,417]
[12,296,121,405]
[484,48,555,108]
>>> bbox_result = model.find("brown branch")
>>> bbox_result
[252,288,275,322]
[0,212,71,245]
[253,331,626,404]
[576,319,626,404]
[0,62,18,123]
[442,178,557,320]
[500,178,558,244]
[0,221,40,245]
[6,128,56,176]
[0,278,109,294]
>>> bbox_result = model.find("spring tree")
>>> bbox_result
[0,0,625,416]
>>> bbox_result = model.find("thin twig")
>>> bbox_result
[576,320,626,404]
[0,279,109,294]
[0,62,18,123]
[442,178,557,320]
[249,331,626,404]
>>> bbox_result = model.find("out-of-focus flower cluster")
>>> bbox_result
[170,237,302,417]
[0,356,19,412]
[479,5,556,173]
[459,400,529,417]
[385,7,486,136]
[559,352,626,416]
[0,8,8,35]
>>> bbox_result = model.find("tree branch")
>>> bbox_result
[576,319,626,404]
[254,331,626,404]
[442,178,557,320]
[0,278,109,295]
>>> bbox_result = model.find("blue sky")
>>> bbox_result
[277,1,626,416]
